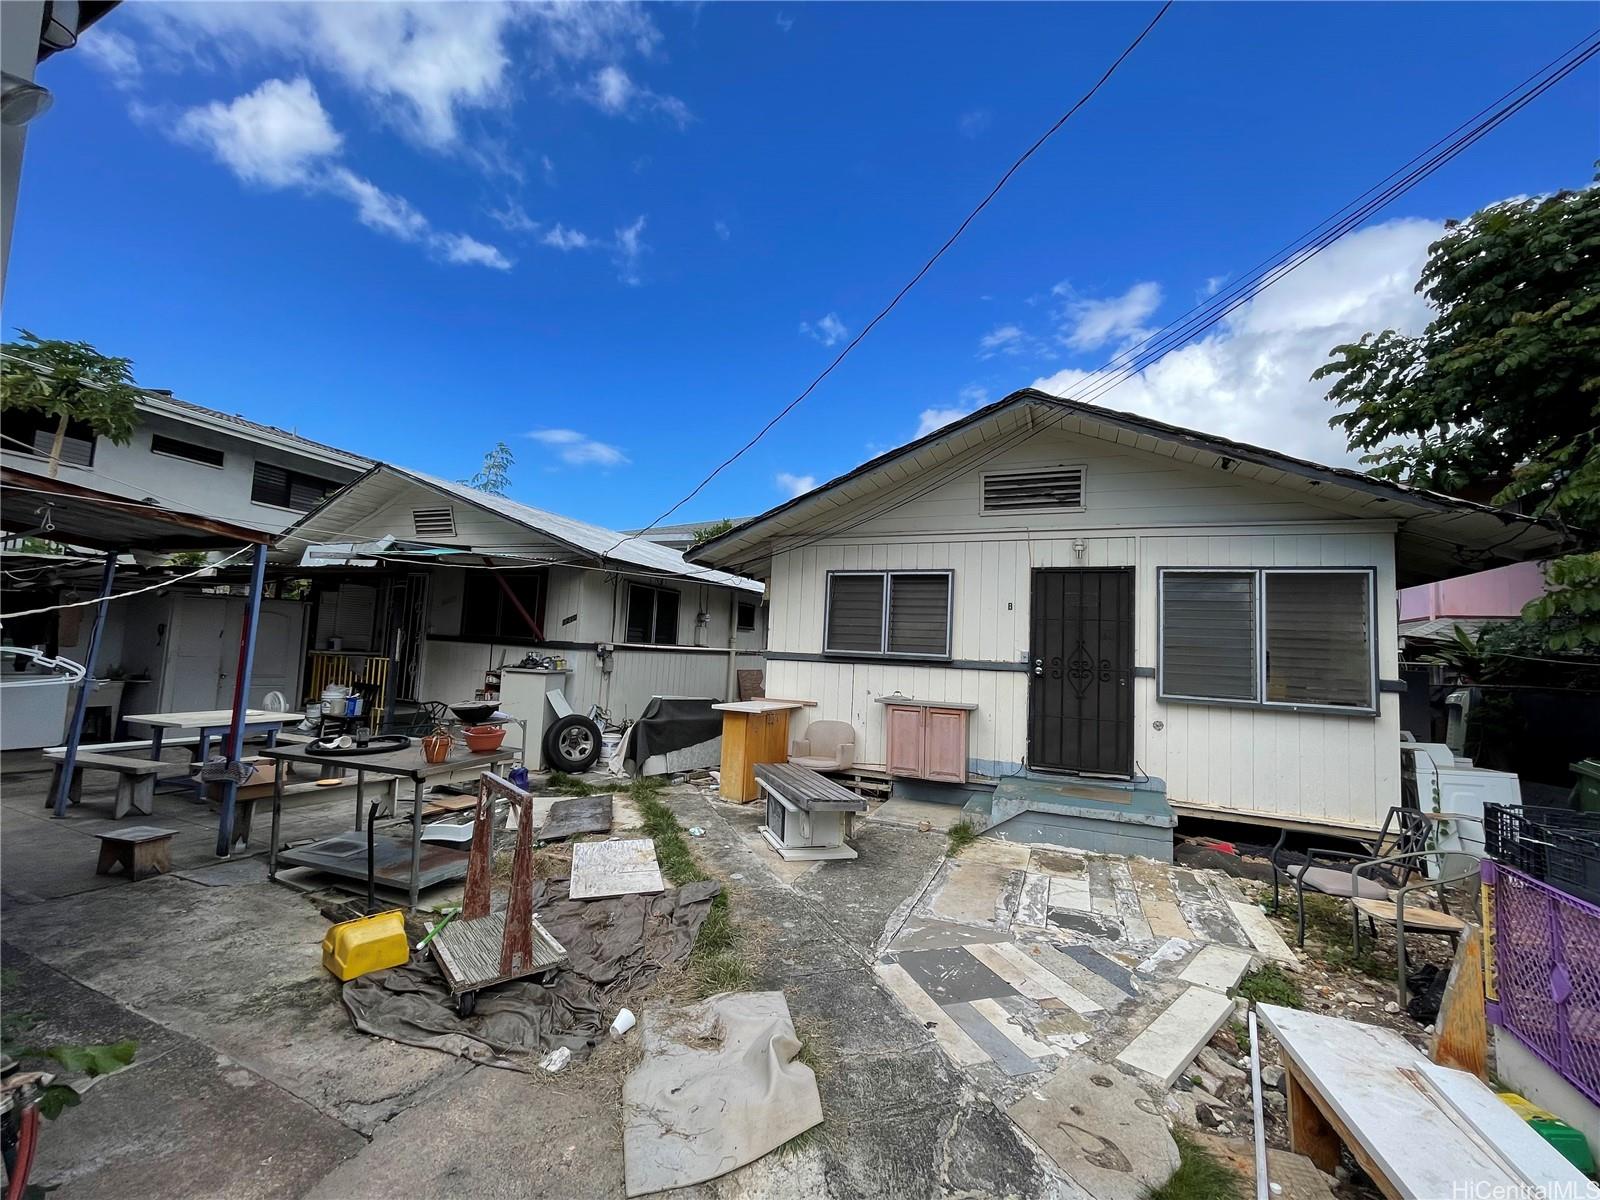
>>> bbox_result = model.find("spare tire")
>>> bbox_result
[543,713,602,773]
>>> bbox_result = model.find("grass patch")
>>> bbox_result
[946,821,978,856]
[1228,1019,1250,1052]
[1142,1129,1246,1200]
[546,772,600,796]
[630,778,754,997]
[1236,963,1304,1009]
[1271,893,1394,980]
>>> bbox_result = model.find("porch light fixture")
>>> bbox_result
[1071,538,1087,561]
[1,72,53,126]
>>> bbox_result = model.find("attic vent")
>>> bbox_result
[982,466,1086,513]
[412,507,456,538]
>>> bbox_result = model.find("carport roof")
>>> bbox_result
[1,466,276,551]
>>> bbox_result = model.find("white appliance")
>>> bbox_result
[0,649,86,750]
[1403,741,1520,876]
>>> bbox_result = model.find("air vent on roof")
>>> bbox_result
[412,507,456,538]
[982,466,1086,513]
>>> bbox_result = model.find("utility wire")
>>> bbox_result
[613,0,1174,549]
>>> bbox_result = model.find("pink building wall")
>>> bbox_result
[1399,560,1549,622]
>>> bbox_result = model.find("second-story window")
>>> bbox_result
[5,411,96,467]
[151,433,224,468]
[251,461,339,511]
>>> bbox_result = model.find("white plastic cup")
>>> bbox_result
[610,1008,636,1037]
[334,735,355,750]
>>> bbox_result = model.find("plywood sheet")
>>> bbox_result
[569,838,664,899]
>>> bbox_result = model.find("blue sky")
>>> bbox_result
[8,2,1597,530]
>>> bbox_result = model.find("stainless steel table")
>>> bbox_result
[257,742,514,908]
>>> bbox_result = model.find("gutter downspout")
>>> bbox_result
[726,588,738,702]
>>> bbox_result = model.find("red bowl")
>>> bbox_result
[463,724,506,753]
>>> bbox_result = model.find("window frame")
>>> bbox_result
[6,410,97,467]
[250,460,341,513]
[624,582,681,646]
[150,433,225,469]
[459,568,548,642]
[1157,566,1378,716]
[736,599,757,632]
[822,569,954,661]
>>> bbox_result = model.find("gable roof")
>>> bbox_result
[685,388,1573,587]
[277,463,762,593]
[141,393,370,470]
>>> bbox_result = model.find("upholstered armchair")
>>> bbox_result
[789,721,856,772]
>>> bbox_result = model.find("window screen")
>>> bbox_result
[825,572,951,658]
[824,574,885,653]
[887,574,951,656]
[626,584,679,645]
[251,461,339,511]
[1265,572,1372,707]
[1161,572,1257,700]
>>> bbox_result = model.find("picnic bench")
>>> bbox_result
[95,825,178,881]
[43,748,187,819]
[755,761,866,862]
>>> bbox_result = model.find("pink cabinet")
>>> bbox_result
[882,702,970,784]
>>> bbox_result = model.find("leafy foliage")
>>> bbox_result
[1,330,142,474]
[461,441,514,495]
[692,518,735,545]
[1316,178,1600,646]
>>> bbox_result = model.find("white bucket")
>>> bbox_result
[601,731,624,764]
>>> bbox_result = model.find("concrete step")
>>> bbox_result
[984,776,1176,860]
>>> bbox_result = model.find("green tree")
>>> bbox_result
[462,441,514,495]
[1315,178,1599,649]
[1,330,142,478]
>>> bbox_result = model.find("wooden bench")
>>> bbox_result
[42,749,187,819]
[754,762,866,862]
[95,826,177,880]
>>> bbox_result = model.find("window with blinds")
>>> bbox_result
[625,583,680,645]
[251,461,339,511]
[824,571,951,658]
[1158,568,1375,711]
[1160,572,1257,700]
[7,411,96,467]
[1265,572,1372,707]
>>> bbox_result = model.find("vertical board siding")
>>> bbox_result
[770,525,1399,831]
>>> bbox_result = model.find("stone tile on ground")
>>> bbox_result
[874,961,988,1066]
[893,944,1017,1006]
[1226,898,1300,964]
[887,916,1014,953]
[921,857,1021,930]
[959,838,1032,869]
[1180,943,1256,993]
[868,797,967,831]
[1021,939,1139,1011]
[1115,985,1236,1088]
[943,1001,1043,1076]
[1007,1056,1180,1200]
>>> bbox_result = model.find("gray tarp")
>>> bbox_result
[341,877,720,1070]
[622,990,823,1196]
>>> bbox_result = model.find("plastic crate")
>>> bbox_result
[1546,827,1600,906]
[1485,803,1554,877]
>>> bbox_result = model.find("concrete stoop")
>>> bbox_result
[963,774,1176,861]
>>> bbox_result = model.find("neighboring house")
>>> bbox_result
[687,388,1567,835]
[1397,560,1549,643]
[275,464,764,734]
[626,517,753,553]
[0,390,370,534]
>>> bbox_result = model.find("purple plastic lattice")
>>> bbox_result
[1492,863,1600,1105]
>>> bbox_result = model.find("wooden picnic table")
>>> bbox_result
[123,708,290,796]
[256,742,515,908]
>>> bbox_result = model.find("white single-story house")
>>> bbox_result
[687,388,1568,836]
[274,465,765,765]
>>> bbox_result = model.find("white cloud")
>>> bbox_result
[583,64,691,127]
[1061,281,1162,351]
[542,224,594,251]
[541,154,557,185]
[489,200,540,235]
[126,1,672,151]
[800,312,847,347]
[176,76,342,187]
[1032,217,1442,465]
[776,472,816,498]
[176,78,509,270]
[959,108,992,138]
[713,219,731,242]
[80,27,142,90]
[979,324,1026,356]
[613,215,648,285]
[915,385,989,437]
[775,12,795,34]
[527,428,629,467]
[1202,274,1227,298]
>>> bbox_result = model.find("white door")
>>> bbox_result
[218,598,306,708]
[165,595,229,711]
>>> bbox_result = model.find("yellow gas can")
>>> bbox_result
[322,910,409,981]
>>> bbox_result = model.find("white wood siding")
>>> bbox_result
[762,429,1401,831]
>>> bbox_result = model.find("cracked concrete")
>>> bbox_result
[2,764,1093,1198]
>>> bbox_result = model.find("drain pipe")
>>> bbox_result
[725,589,738,701]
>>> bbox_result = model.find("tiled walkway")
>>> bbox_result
[875,837,1296,1090]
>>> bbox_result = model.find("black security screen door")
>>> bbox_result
[1028,568,1134,775]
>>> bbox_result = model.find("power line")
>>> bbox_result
[701,30,1599,575]
[613,0,1175,549]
